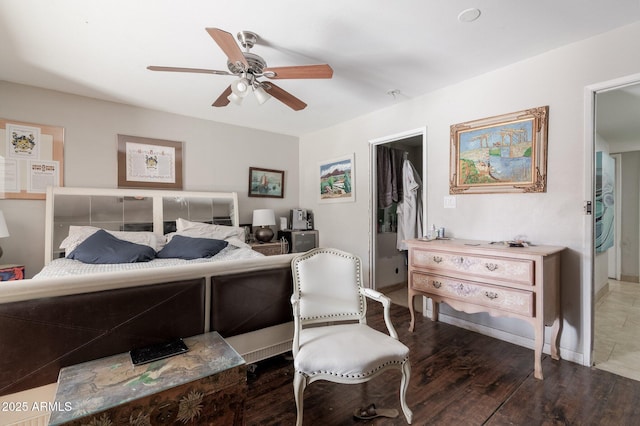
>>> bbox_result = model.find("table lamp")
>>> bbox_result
[0,211,9,259]
[252,209,275,243]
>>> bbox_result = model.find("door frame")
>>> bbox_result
[611,153,622,281]
[583,72,640,366]
[368,127,427,289]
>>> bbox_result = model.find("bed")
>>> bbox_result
[0,186,296,397]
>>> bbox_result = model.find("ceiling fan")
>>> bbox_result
[147,28,333,111]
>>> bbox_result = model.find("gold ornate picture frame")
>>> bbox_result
[450,106,549,194]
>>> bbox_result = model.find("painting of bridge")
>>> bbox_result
[449,106,548,194]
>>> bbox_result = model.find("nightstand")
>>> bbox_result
[0,264,25,281]
[250,240,288,256]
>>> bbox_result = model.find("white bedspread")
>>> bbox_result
[33,245,264,279]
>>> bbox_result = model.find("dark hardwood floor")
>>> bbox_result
[245,300,640,425]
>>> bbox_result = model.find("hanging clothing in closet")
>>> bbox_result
[396,157,423,250]
[377,146,404,209]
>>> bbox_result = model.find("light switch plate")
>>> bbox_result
[444,195,456,208]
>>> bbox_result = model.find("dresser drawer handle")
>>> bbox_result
[432,280,442,289]
[484,291,499,300]
[433,256,443,263]
[485,263,499,272]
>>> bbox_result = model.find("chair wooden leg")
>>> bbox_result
[400,361,413,424]
[293,371,306,426]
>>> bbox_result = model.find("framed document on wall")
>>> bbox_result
[0,118,64,200]
[117,134,183,189]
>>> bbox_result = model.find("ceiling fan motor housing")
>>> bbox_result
[227,52,266,75]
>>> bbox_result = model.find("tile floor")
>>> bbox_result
[384,279,640,382]
[594,279,640,381]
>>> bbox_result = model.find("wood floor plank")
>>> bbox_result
[245,300,640,425]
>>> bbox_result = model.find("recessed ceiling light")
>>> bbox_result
[458,8,481,23]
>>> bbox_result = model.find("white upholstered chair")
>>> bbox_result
[290,248,413,425]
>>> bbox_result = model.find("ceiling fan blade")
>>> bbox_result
[147,66,232,75]
[264,64,333,79]
[205,28,248,69]
[212,86,232,107]
[263,82,307,111]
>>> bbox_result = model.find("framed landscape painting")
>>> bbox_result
[248,167,284,198]
[449,106,549,194]
[319,153,354,203]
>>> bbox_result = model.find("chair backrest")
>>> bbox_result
[291,248,366,325]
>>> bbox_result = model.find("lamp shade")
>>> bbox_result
[254,85,272,105]
[0,211,9,238]
[252,209,276,227]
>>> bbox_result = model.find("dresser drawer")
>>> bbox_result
[411,272,534,317]
[411,249,534,285]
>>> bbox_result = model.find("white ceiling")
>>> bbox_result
[1,0,640,137]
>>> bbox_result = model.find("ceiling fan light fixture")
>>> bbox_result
[227,92,244,105]
[231,77,251,97]
[254,85,271,105]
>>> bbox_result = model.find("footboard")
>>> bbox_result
[0,279,206,396]
[0,254,296,397]
[211,267,293,337]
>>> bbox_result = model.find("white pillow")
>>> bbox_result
[175,218,245,241]
[59,226,164,256]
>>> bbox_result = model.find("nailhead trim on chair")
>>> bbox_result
[293,248,365,318]
[302,312,358,320]
[299,356,409,379]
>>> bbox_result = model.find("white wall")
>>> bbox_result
[0,82,299,277]
[299,21,640,362]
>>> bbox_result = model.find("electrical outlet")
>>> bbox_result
[444,195,456,208]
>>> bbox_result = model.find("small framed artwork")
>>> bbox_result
[449,106,549,194]
[248,167,284,198]
[319,153,355,203]
[117,134,183,189]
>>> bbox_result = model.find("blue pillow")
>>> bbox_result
[67,229,156,264]
[157,235,228,260]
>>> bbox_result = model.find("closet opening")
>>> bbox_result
[369,128,427,290]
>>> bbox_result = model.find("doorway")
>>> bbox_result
[589,76,640,379]
[368,127,427,290]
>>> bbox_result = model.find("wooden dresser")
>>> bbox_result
[406,238,565,380]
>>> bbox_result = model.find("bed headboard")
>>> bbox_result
[44,187,240,265]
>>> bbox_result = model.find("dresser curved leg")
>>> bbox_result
[408,289,416,332]
[550,315,562,361]
[534,321,544,380]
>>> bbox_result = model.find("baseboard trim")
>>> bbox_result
[596,281,610,303]
[422,308,583,366]
[620,274,640,283]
